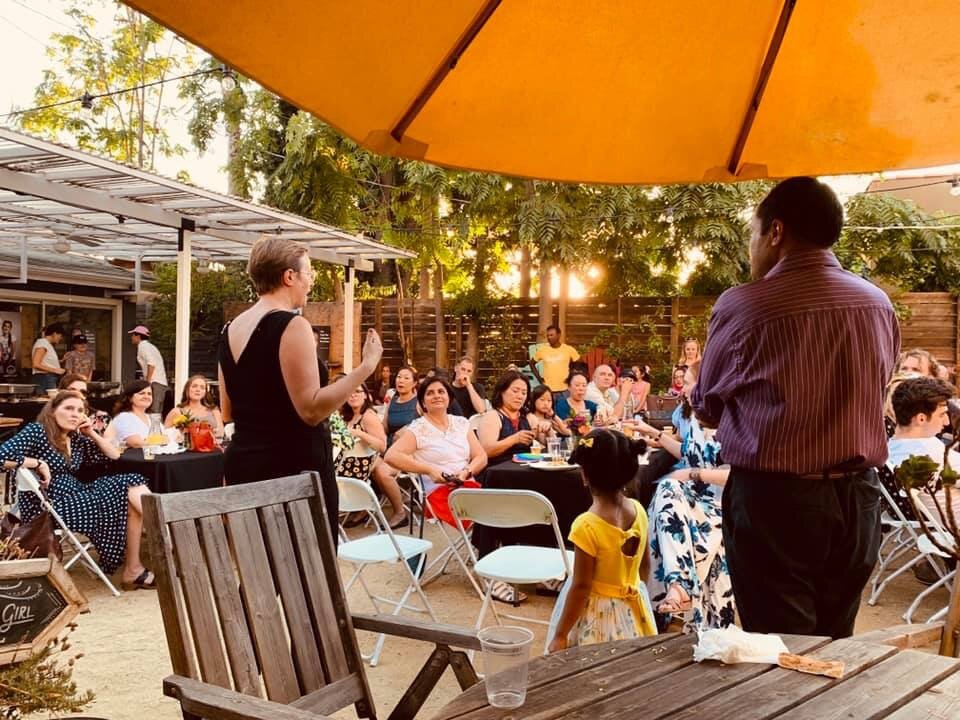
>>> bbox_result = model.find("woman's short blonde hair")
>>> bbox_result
[247,237,309,295]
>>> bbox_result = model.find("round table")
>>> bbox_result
[114,448,225,493]
[475,461,591,553]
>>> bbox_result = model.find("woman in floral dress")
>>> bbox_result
[635,361,734,631]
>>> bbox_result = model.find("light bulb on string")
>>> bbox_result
[219,66,238,93]
[949,178,960,198]
[80,92,94,110]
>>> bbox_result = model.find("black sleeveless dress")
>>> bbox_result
[219,311,337,529]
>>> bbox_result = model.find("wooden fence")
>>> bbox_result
[361,292,960,382]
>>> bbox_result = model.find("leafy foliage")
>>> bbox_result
[0,625,94,719]
[17,0,193,169]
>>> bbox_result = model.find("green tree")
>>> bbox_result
[837,193,960,293]
[18,0,194,169]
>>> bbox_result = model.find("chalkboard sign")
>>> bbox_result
[0,559,85,666]
[312,325,331,362]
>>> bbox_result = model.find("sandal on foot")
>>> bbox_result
[491,580,527,606]
[656,584,692,615]
[536,578,564,596]
[122,568,157,591]
[342,511,369,529]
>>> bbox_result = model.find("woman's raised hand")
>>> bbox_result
[361,329,383,370]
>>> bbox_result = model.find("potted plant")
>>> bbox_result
[0,539,96,718]
[894,449,960,657]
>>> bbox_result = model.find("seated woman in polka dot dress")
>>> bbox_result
[0,390,155,590]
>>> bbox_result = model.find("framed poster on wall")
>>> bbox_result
[0,306,22,379]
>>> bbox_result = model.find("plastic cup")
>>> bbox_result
[478,626,534,709]
[547,438,561,463]
[142,445,156,461]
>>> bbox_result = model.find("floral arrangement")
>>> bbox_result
[329,412,357,455]
[567,408,593,437]
[171,410,195,430]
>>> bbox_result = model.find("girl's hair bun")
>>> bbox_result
[570,429,647,492]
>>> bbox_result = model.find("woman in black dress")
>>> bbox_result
[218,237,382,530]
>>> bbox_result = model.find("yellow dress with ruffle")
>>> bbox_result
[563,499,657,646]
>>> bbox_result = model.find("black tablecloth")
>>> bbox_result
[114,448,225,493]
[474,461,591,554]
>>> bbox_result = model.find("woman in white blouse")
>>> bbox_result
[383,376,487,518]
[105,380,153,447]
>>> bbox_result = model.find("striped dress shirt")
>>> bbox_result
[690,249,900,475]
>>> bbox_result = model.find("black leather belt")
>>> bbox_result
[796,469,870,480]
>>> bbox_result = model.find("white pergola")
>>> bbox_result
[0,127,413,392]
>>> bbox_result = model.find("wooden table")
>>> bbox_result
[434,632,960,720]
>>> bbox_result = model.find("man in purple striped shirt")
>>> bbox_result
[691,177,900,639]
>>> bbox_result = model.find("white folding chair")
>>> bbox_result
[903,486,957,624]
[449,488,574,638]
[15,468,120,597]
[868,465,944,606]
[393,472,485,600]
[337,477,437,667]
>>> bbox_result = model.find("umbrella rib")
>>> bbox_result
[390,0,502,144]
[727,0,798,176]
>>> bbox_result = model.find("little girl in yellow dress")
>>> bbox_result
[547,428,657,651]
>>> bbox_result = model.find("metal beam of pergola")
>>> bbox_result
[0,128,413,392]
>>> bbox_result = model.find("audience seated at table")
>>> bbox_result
[478,370,535,466]
[58,373,110,435]
[373,364,392,405]
[634,361,734,632]
[371,366,420,527]
[0,390,154,589]
[383,376,487,528]
[164,374,224,439]
[585,364,633,420]
[625,365,652,415]
[526,385,571,445]
[555,370,603,432]
[898,347,949,381]
[678,337,702,367]
[887,376,960,522]
[666,365,686,398]
[335,384,386,481]
[105,380,154,448]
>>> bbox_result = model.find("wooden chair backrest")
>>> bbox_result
[142,473,376,718]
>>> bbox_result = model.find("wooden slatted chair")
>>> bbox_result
[143,472,480,720]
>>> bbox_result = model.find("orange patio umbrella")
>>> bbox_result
[125,0,960,185]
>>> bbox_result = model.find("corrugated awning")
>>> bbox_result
[0,127,413,272]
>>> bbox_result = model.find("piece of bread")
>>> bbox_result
[777,652,845,679]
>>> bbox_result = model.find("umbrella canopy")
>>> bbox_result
[125,0,960,185]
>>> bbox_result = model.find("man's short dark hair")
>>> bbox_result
[44,323,66,337]
[892,377,956,427]
[756,176,844,248]
[545,324,561,334]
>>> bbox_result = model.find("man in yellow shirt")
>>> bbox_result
[530,325,580,391]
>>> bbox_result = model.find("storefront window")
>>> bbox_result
[43,305,114,380]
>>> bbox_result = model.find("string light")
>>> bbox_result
[0,66,237,119]
[950,178,960,198]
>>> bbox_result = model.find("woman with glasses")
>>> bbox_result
[217,237,382,534]
[335,385,386,481]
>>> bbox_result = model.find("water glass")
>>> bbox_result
[478,626,534,708]
[547,437,561,463]
[561,437,574,462]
